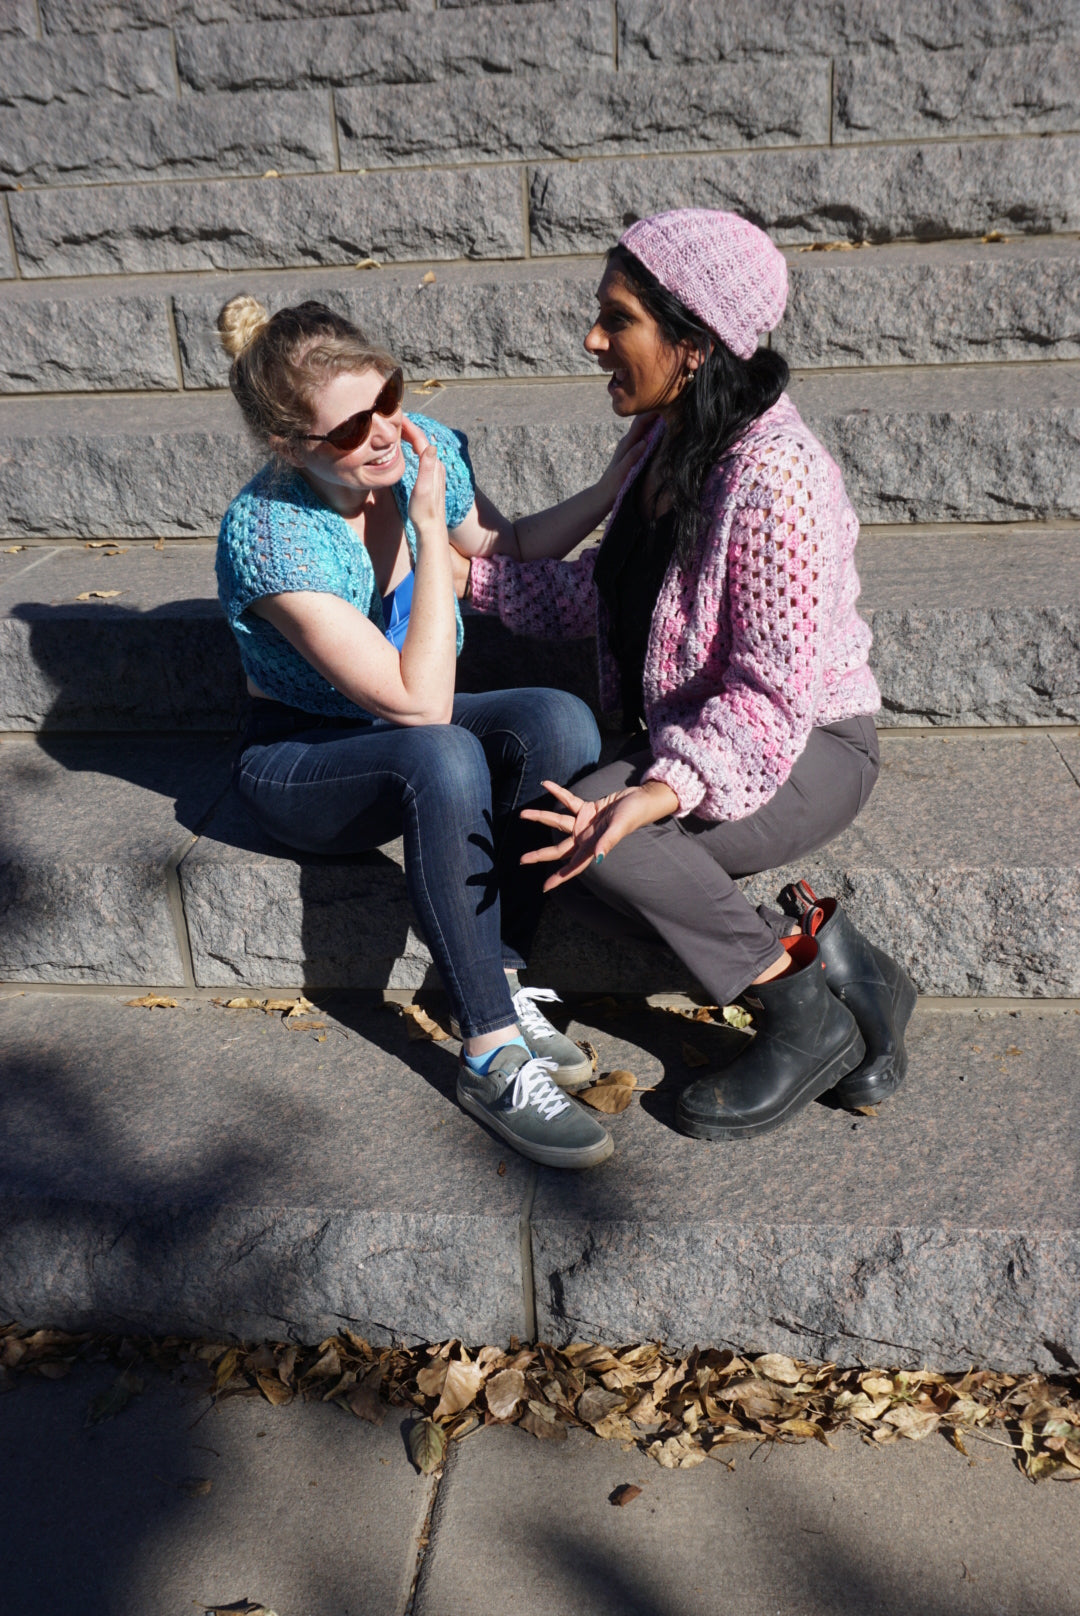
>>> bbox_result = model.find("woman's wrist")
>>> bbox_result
[636,779,680,820]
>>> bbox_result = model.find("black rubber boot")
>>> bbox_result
[676,937,865,1141]
[781,882,917,1110]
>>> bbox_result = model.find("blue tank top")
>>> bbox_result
[380,567,415,652]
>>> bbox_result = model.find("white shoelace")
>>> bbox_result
[506,1055,570,1120]
[512,986,563,1043]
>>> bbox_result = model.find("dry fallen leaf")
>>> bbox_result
[255,1370,293,1407]
[203,1603,279,1616]
[4,545,27,553]
[722,1004,753,1030]
[520,1399,567,1441]
[883,1405,940,1440]
[343,1366,385,1425]
[125,994,178,1010]
[754,1354,805,1386]
[154,537,165,550]
[355,257,382,269]
[611,1483,642,1506]
[410,1417,446,1474]
[285,1017,326,1032]
[86,1369,143,1427]
[222,997,264,1010]
[580,1070,636,1113]
[486,1367,527,1421]
[420,270,437,285]
[262,169,280,178]
[401,1003,450,1041]
[177,1476,213,1497]
[433,1358,482,1421]
[981,231,1009,243]
[75,589,123,601]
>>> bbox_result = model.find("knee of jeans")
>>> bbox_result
[530,690,601,777]
[409,723,489,800]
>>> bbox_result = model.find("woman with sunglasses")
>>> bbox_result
[465,211,914,1141]
[215,295,649,1171]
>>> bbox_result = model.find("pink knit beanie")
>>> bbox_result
[618,209,787,359]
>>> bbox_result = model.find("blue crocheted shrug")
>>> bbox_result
[216,413,475,718]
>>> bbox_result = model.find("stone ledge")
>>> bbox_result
[177,733,1080,998]
[0,735,233,984]
[528,135,1080,254]
[1,532,1077,731]
[0,27,175,107]
[2,364,1077,536]
[335,59,830,168]
[617,0,1080,66]
[0,990,530,1343]
[833,42,1080,145]
[0,88,336,189]
[1,989,1076,1368]
[8,165,524,278]
[7,238,1079,394]
[174,0,613,91]
[530,1006,1080,1370]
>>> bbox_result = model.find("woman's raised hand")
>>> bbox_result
[520,777,678,891]
[402,415,447,537]
[594,410,659,509]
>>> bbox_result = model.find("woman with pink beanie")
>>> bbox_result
[465,209,915,1141]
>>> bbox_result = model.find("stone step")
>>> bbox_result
[0,2,612,106]
[616,0,1080,62]
[8,130,1080,280]
[1,984,1077,1366]
[4,237,1078,395]
[1,530,1077,732]
[1,364,1078,538]
[2,731,1078,997]
[528,134,1080,257]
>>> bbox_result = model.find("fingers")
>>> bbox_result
[520,835,577,866]
[399,414,430,455]
[519,807,577,832]
[541,779,586,814]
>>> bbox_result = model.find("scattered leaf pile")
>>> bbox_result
[3,1323,1078,1483]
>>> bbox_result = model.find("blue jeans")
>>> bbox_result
[233,688,601,1037]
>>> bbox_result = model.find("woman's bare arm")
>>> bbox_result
[449,413,656,564]
[250,419,457,726]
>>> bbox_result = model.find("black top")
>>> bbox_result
[593,469,679,731]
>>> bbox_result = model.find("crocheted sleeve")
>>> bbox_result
[218,485,341,631]
[468,548,599,640]
[645,442,839,821]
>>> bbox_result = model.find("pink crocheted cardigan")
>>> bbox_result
[469,394,880,823]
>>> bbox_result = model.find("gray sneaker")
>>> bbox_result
[457,1046,613,1170]
[512,986,594,1090]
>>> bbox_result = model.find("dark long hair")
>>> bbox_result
[606,244,789,565]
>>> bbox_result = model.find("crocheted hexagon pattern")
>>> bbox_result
[216,412,474,718]
[469,396,879,823]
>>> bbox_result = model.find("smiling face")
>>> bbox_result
[584,264,697,418]
[283,365,405,511]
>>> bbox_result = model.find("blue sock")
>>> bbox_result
[463,1033,530,1075]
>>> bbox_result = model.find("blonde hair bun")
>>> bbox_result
[218,294,270,359]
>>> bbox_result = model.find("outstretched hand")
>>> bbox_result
[594,412,659,510]
[520,777,679,891]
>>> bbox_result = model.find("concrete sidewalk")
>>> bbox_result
[1,1359,1077,1616]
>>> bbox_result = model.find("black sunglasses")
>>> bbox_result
[301,368,404,452]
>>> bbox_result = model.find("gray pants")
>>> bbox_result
[561,715,880,1006]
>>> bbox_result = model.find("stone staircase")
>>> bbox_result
[1,0,1078,1361]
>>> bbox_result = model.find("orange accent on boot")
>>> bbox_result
[780,936,819,971]
[804,904,826,939]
